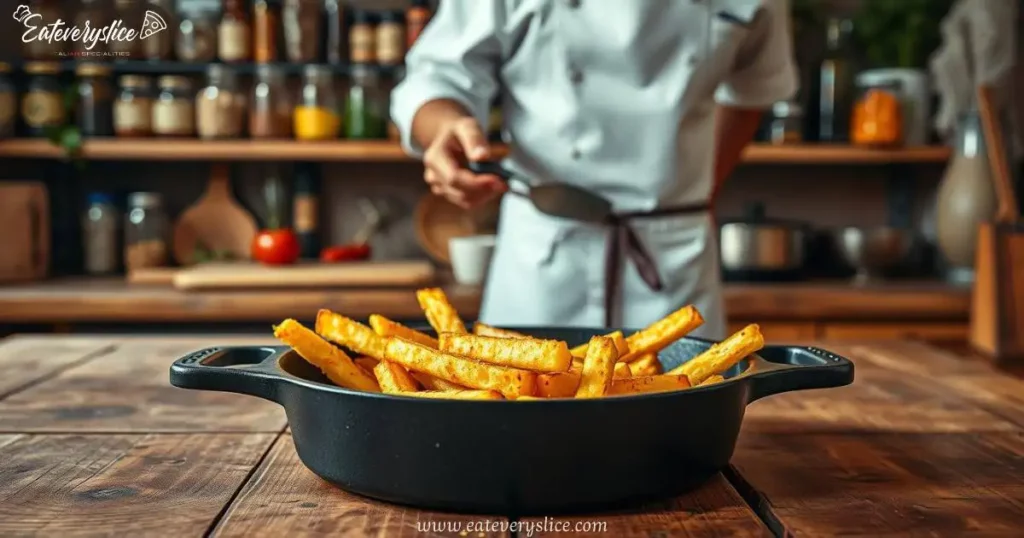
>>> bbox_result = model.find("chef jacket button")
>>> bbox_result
[571,148,581,160]
[567,0,580,8]
[570,70,584,85]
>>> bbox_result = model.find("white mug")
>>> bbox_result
[448,235,497,286]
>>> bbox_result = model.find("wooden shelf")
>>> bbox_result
[0,139,950,164]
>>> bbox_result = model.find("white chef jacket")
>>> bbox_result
[392,0,797,338]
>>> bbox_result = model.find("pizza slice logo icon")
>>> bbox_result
[139,10,167,40]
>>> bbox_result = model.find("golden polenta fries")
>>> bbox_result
[354,356,380,375]
[402,390,503,400]
[570,330,629,358]
[439,333,572,373]
[613,362,631,378]
[621,305,704,362]
[316,309,387,359]
[699,374,726,386]
[535,371,580,398]
[574,336,619,398]
[374,360,420,393]
[411,372,467,392]
[274,319,380,393]
[369,314,439,349]
[473,322,529,339]
[416,288,467,334]
[628,353,661,377]
[669,324,764,384]
[384,337,536,399]
[609,374,691,395]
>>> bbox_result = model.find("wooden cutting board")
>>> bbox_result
[173,261,436,290]
[126,267,178,286]
[0,182,49,282]
[172,164,258,265]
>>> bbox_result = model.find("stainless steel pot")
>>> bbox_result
[719,203,807,272]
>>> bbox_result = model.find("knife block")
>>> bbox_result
[970,222,1024,362]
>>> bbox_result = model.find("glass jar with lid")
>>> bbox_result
[152,75,195,137]
[22,0,65,60]
[124,192,169,271]
[21,62,65,137]
[0,62,15,138]
[250,65,292,139]
[376,11,405,67]
[348,10,376,65]
[294,65,340,141]
[115,75,154,137]
[768,101,803,145]
[83,192,120,275]
[196,64,246,139]
[253,0,280,63]
[76,63,115,137]
[346,64,386,140]
[109,0,143,57]
[219,0,252,63]
[141,0,176,60]
[176,8,219,62]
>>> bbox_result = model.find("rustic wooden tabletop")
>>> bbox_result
[0,335,1022,536]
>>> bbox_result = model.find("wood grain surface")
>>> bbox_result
[0,335,1021,536]
[214,434,512,538]
[0,339,286,433]
[521,475,770,538]
[731,433,1024,537]
[0,433,275,536]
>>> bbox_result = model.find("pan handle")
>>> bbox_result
[467,160,514,182]
[747,346,855,403]
[169,346,285,403]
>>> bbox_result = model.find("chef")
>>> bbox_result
[391,0,797,339]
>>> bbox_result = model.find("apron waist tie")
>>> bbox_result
[603,202,711,328]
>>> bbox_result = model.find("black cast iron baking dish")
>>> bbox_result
[170,328,853,515]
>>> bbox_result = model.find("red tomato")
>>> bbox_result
[251,229,300,265]
[320,243,372,262]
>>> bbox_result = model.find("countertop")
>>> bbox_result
[0,335,1020,535]
[0,278,970,323]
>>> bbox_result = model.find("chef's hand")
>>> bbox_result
[423,117,507,209]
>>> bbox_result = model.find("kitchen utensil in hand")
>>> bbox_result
[468,160,614,223]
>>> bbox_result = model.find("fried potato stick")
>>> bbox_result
[668,324,765,384]
[384,337,535,399]
[369,314,438,349]
[574,336,619,398]
[439,333,572,373]
[274,319,380,392]
[416,287,467,334]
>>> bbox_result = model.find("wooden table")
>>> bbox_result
[1,335,1022,536]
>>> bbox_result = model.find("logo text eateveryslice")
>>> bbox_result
[15,4,168,52]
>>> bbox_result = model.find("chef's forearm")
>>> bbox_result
[712,106,764,199]
[411,99,476,151]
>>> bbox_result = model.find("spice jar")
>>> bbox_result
[83,192,120,275]
[141,0,176,60]
[22,1,65,60]
[768,101,802,145]
[176,8,219,62]
[109,0,143,57]
[124,192,169,271]
[197,64,246,139]
[406,0,432,50]
[0,63,15,139]
[152,76,195,137]
[250,65,292,139]
[21,62,64,138]
[219,0,252,63]
[115,75,154,137]
[76,63,115,138]
[282,0,322,63]
[294,65,340,141]
[324,0,345,64]
[346,64,386,140]
[376,11,405,67]
[253,0,280,63]
[349,10,376,65]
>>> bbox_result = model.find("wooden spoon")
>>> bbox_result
[172,164,258,265]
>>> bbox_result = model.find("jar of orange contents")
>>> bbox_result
[851,82,903,148]
[294,65,341,141]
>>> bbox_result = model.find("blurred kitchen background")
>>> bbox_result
[0,0,1021,350]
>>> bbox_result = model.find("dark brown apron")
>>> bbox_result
[603,202,711,327]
